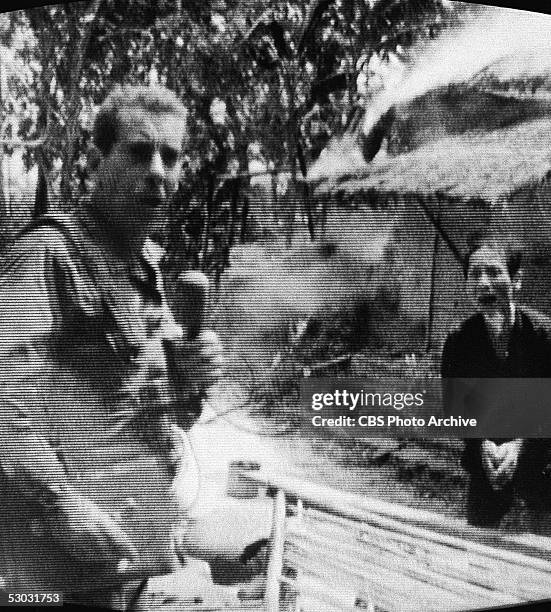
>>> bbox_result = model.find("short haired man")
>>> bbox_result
[0,85,223,608]
[442,234,551,529]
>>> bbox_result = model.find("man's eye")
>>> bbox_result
[487,267,502,278]
[129,142,154,163]
[161,147,179,168]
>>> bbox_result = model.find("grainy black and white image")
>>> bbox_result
[0,0,550,610]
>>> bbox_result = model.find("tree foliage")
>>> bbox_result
[0,0,455,274]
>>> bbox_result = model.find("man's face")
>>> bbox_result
[93,107,186,236]
[466,246,520,315]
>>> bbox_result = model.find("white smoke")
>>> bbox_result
[213,207,394,368]
[363,5,551,135]
[308,4,551,182]
[307,133,370,182]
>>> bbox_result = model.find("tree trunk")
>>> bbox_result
[33,104,50,218]
[33,159,49,218]
[60,0,102,205]
[270,167,278,225]
[0,55,7,228]
[296,137,315,240]
[285,157,297,247]
[426,228,440,353]
[227,177,240,249]
[199,172,214,270]
[240,195,249,243]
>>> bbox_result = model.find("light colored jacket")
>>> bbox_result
[0,211,196,592]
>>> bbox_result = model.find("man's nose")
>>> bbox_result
[146,151,165,187]
[478,272,491,288]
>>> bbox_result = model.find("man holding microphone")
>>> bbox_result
[0,85,223,609]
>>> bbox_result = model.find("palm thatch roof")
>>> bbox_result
[315,117,551,205]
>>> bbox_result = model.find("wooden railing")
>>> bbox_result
[240,471,551,612]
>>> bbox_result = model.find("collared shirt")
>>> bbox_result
[0,210,192,591]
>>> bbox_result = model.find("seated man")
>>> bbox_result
[441,233,551,530]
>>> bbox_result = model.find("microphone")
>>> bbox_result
[166,271,211,426]
[176,271,210,340]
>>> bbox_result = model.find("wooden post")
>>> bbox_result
[426,228,440,352]
[294,498,304,612]
[426,196,443,353]
[296,498,304,521]
[265,489,286,612]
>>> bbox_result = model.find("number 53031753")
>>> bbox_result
[1,592,62,606]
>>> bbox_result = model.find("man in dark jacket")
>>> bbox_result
[441,235,551,528]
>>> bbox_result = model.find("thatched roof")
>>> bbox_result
[314,117,551,204]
